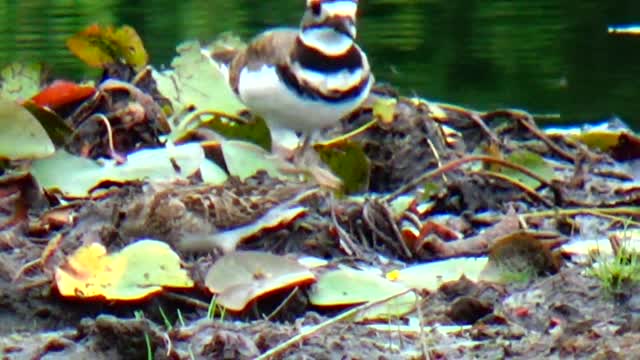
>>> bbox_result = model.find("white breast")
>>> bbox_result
[237,64,371,132]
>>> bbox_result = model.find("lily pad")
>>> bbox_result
[55,239,194,300]
[152,40,245,136]
[390,257,489,292]
[309,267,417,320]
[205,251,316,311]
[0,98,54,160]
[221,140,289,181]
[31,142,227,197]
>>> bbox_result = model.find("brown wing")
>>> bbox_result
[228,29,298,94]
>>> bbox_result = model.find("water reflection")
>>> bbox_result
[0,0,639,127]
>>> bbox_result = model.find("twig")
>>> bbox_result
[384,155,555,204]
[255,289,414,360]
[471,170,554,207]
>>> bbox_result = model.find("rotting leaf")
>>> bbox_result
[390,257,489,292]
[30,80,96,110]
[309,267,417,320]
[480,231,562,284]
[0,62,42,102]
[315,141,370,194]
[205,251,315,311]
[31,143,227,197]
[55,239,193,300]
[0,98,54,160]
[66,24,149,71]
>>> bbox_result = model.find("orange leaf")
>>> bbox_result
[30,80,95,110]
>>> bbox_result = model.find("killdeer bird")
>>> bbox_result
[215,0,373,151]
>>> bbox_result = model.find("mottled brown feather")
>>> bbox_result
[228,29,299,94]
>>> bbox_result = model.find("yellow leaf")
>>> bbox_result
[372,98,396,124]
[55,239,193,300]
[66,24,148,71]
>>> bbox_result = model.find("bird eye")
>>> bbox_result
[310,1,322,16]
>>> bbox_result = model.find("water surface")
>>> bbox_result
[1,1,639,127]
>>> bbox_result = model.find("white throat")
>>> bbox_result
[300,27,354,56]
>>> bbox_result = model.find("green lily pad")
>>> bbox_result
[221,140,289,180]
[309,267,417,320]
[152,40,246,137]
[31,142,227,197]
[392,257,489,292]
[0,98,54,160]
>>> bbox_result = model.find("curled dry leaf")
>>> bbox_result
[205,251,315,311]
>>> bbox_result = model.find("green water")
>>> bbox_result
[1,1,639,127]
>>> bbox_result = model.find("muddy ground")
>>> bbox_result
[1,59,640,359]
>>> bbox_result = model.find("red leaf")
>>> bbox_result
[31,80,95,110]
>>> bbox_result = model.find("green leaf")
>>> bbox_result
[221,140,289,180]
[316,141,370,194]
[392,257,488,292]
[31,143,227,197]
[204,115,271,151]
[22,100,74,146]
[0,98,54,160]
[152,40,246,136]
[309,267,417,320]
[501,150,553,188]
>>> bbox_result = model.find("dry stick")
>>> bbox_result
[161,292,210,310]
[265,286,300,321]
[255,289,414,360]
[473,207,640,226]
[380,201,413,259]
[483,110,576,163]
[467,112,503,145]
[384,155,555,204]
[87,113,126,164]
[471,170,554,207]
